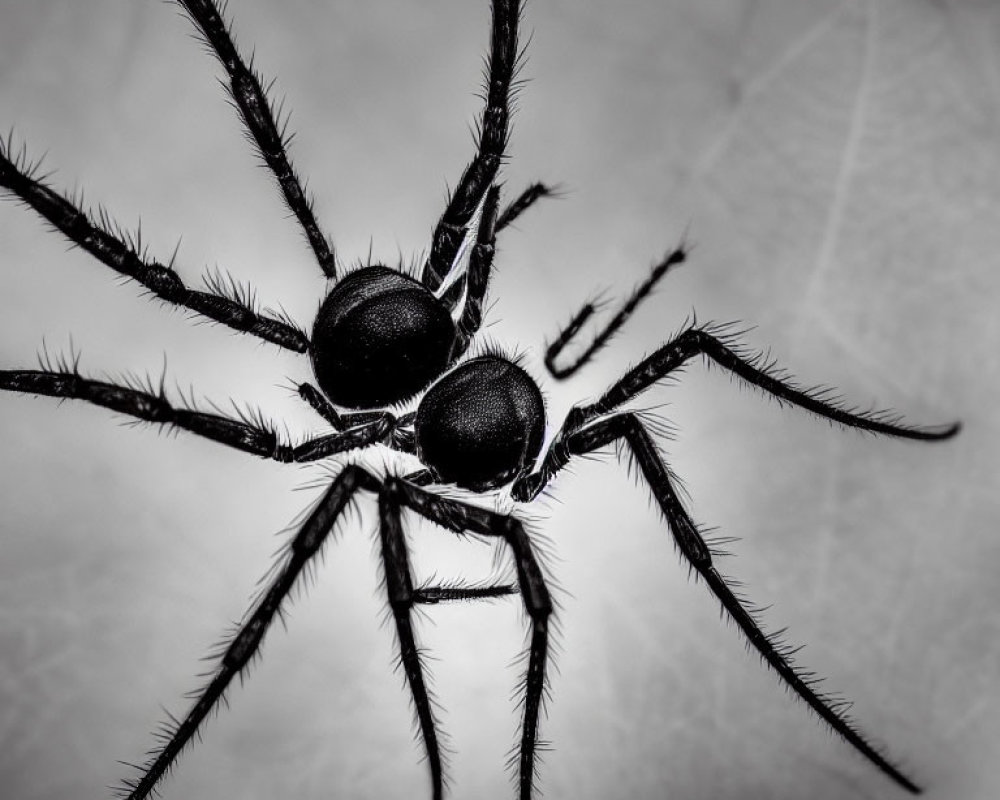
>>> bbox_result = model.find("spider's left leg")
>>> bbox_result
[385,477,553,800]
[117,465,381,800]
[0,367,391,462]
[176,0,336,277]
[513,413,921,793]
[555,325,960,440]
[0,140,309,351]
[421,0,522,292]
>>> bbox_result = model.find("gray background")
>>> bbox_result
[1,1,998,799]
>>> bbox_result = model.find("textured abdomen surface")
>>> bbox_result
[311,266,455,409]
[415,355,546,490]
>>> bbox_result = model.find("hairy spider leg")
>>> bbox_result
[545,246,688,379]
[0,137,308,352]
[421,0,522,292]
[437,181,557,314]
[437,185,500,313]
[495,182,558,234]
[0,369,399,463]
[513,412,921,793]
[386,478,553,800]
[378,488,447,800]
[512,328,959,790]
[115,466,377,800]
[115,466,551,800]
[441,186,502,360]
[559,325,961,440]
[177,0,337,278]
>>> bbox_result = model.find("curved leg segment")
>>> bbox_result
[564,325,960,440]
[514,412,921,793]
[545,246,687,379]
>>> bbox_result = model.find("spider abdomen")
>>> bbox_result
[310,266,456,408]
[415,355,545,491]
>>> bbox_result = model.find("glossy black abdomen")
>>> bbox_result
[415,355,546,491]
[311,266,456,408]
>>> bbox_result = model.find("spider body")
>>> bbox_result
[415,354,546,491]
[0,1,961,799]
[310,265,454,408]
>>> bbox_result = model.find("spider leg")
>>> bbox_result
[378,490,447,800]
[437,185,501,315]
[176,0,337,278]
[545,246,687,379]
[439,181,557,317]
[413,581,519,604]
[495,182,558,234]
[421,0,522,292]
[560,325,961,440]
[442,187,503,360]
[297,382,396,429]
[0,138,309,351]
[0,368,390,462]
[386,477,553,800]
[117,465,381,800]
[513,413,921,793]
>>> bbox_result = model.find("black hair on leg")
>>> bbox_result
[177,0,337,278]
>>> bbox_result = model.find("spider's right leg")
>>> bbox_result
[177,0,337,278]
[117,465,381,800]
[420,0,522,292]
[514,413,921,794]
[0,138,309,351]
[545,246,688,379]
[560,325,960,439]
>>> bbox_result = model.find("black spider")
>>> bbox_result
[0,2,960,799]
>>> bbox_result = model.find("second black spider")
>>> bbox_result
[0,1,959,799]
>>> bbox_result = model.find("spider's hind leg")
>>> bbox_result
[386,478,553,800]
[514,413,922,793]
[116,465,382,800]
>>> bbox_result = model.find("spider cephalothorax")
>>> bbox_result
[0,1,960,799]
